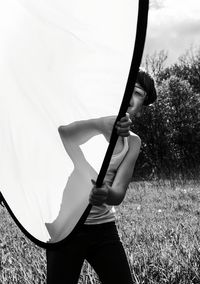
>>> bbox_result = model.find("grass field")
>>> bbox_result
[0,180,200,283]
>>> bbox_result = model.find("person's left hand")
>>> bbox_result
[89,180,111,206]
[115,113,132,137]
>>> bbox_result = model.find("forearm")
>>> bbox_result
[105,183,129,206]
[58,118,101,145]
[106,135,141,205]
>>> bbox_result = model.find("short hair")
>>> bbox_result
[136,68,157,106]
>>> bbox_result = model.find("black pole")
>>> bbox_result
[96,0,149,187]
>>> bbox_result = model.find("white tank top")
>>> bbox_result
[85,137,129,225]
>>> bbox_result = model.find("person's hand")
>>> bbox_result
[89,180,111,206]
[115,113,132,137]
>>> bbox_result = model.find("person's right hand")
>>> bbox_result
[89,180,111,206]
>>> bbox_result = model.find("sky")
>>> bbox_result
[144,0,200,66]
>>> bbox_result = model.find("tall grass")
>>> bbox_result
[1,179,200,283]
[118,180,200,283]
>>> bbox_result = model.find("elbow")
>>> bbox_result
[58,125,64,134]
[107,198,123,206]
[58,125,67,138]
[106,191,125,206]
[113,199,123,206]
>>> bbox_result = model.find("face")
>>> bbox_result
[127,83,147,119]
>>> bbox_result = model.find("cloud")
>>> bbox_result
[149,0,165,10]
[144,0,200,65]
[175,19,200,36]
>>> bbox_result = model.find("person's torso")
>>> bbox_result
[85,136,129,225]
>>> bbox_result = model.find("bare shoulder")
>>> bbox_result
[129,132,141,147]
[127,133,141,159]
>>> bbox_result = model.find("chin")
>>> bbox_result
[128,109,135,116]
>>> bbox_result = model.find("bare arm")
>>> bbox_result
[89,134,141,206]
[58,113,132,145]
[106,134,141,205]
[58,118,104,145]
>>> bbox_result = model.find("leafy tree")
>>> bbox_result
[132,75,200,180]
[133,47,200,180]
[158,76,200,177]
[163,46,200,94]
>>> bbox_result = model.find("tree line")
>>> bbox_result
[132,47,200,180]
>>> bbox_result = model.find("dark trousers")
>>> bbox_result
[46,222,133,284]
